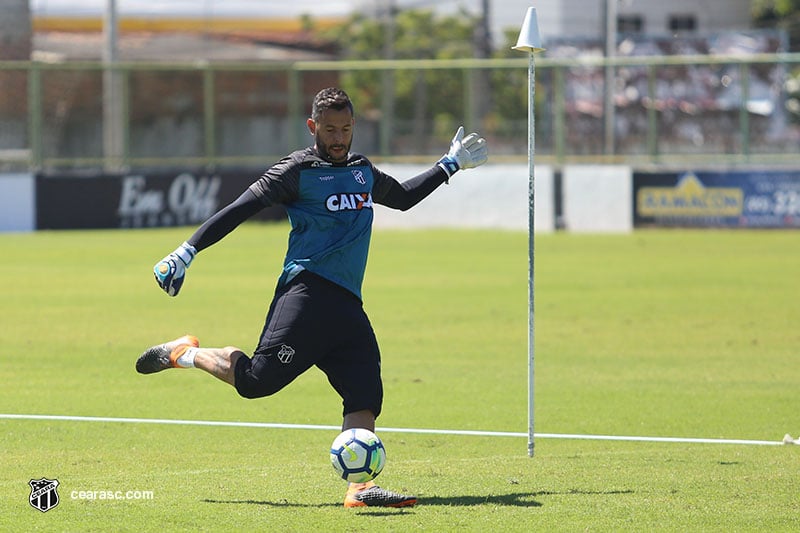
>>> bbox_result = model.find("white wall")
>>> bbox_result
[0,173,35,232]
[372,164,555,232]
[374,164,634,233]
[502,0,751,42]
[562,165,632,233]
[617,0,751,34]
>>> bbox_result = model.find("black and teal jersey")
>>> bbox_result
[250,148,387,298]
[249,147,396,299]
[188,146,448,301]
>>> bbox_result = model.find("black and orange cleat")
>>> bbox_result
[136,335,199,374]
[344,482,417,508]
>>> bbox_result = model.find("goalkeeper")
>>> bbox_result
[136,87,488,508]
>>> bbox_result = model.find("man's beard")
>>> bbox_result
[316,135,351,163]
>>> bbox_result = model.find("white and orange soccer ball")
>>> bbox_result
[329,428,386,483]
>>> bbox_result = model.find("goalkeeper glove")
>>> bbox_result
[436,126,489,179]
[153,242,197,297]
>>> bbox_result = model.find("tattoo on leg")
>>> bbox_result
[213,354,228,376]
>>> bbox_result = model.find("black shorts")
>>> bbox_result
[234,270,383,418]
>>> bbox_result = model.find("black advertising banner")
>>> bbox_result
[634,170,800,228]
[36,171,285,230]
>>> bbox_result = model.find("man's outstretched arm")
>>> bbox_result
[377,126,488,211]
[153,189,264,296]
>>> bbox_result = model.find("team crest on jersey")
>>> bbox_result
[352,169,366,185]
[326,192,373,212]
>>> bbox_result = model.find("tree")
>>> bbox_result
[324,9,482,153]
[752,0,800,50]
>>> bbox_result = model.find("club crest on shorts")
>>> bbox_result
[29,478,60,513]
[277,344,295,364]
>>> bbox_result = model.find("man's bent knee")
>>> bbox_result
[233,353,285,399]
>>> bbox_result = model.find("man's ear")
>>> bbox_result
[306,118,316,135]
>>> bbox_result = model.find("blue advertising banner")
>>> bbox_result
[634,170,800,228]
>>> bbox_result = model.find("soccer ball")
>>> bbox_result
[329,428,386,483]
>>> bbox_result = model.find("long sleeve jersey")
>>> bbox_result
[186,147,449,300]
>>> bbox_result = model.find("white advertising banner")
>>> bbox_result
[373,164,555,232]
[563,165,633,233]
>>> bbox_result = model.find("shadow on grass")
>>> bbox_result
[202,489,632,509]
[203,498,339,508]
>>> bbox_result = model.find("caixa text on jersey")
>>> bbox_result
[326,192,374,212]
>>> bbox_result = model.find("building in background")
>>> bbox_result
[0,0,31,59]
[26,1,754,52]
[349,1,753,48]
[0,0,32,166]
[490,0,751,44]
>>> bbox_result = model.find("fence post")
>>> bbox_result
[203,65,216,170]
[554,65,565,164]
[464,67,475,136]
[739,62,750,160]
[27,62,42,170]
[121,68,130,170]
[647,64,658,162]
[287,68,302,150]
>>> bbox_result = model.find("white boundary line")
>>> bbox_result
[0,413,793,446]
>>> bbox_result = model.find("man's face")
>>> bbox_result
[308,107,354,163]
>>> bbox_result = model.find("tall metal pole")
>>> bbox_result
[526,51,537,458]
[513,7,544,458]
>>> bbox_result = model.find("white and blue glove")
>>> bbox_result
[436,126,489,179]
[153,242,197,297]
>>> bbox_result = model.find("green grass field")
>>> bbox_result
[1,224,799,531]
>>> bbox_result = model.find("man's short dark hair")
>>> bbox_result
[311,88,354,122]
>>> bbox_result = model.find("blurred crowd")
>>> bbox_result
[545,30,794,155]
